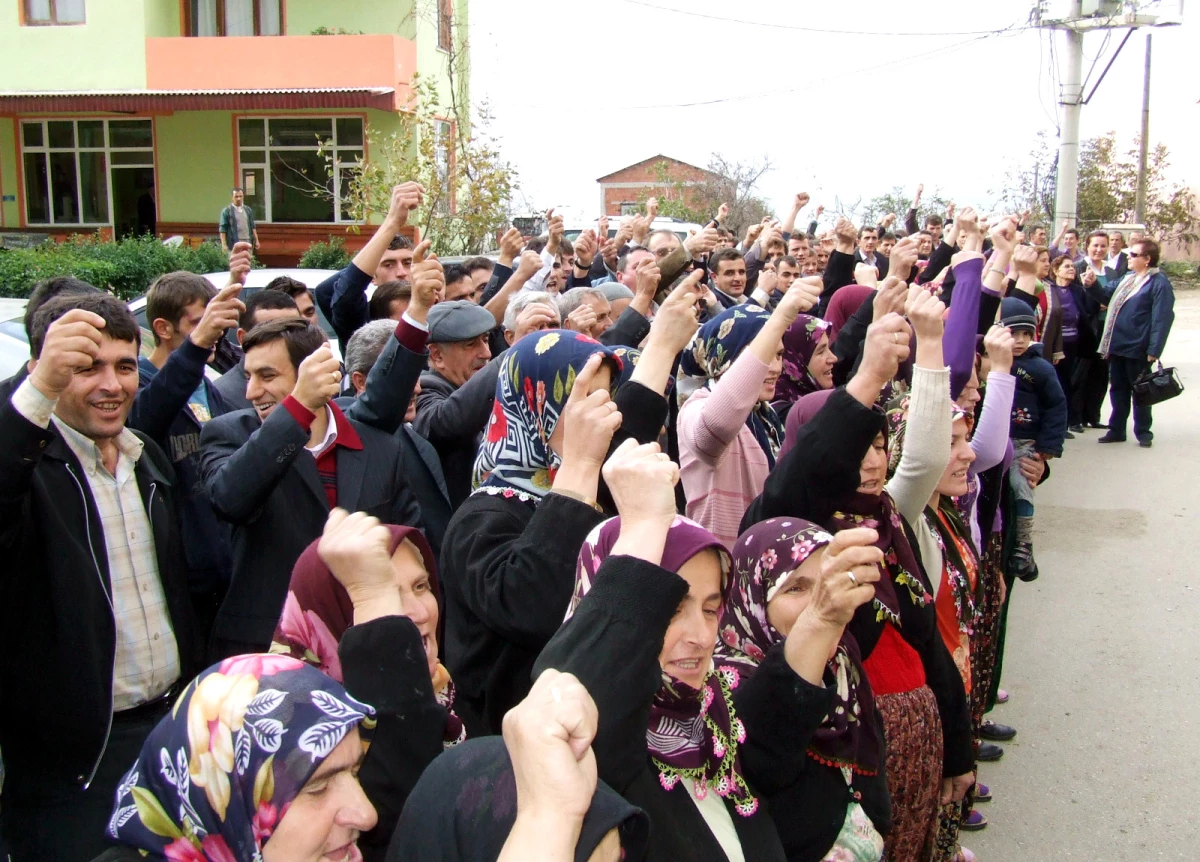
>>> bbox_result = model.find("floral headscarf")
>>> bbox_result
[108,655,375,861]
[269,526,465,748]
[772,314,833,407]
[716,518,881,777]
[569,516,759,817]
[472,329,621,502]
[680,305,785,468]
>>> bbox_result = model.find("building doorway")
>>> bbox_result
[113,167,156,239]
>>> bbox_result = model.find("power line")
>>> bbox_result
[618,0,1033,37]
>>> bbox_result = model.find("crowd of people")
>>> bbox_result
[0,177,1177,862]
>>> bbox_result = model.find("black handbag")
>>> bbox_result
[1133,361,1184,406]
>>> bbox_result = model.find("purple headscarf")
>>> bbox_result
[772,314,833,408]
[717,517,881,776]
[570,516,759,817]
[825,285,875,338]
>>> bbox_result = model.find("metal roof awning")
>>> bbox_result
[0,87,396,113]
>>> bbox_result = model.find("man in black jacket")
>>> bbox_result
[212,289,303,410]
[0,294,197,861]
[199,319,423,658]
[854,225,891,279]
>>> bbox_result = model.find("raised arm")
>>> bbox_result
[969,326,1016,474]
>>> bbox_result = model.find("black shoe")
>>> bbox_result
[1063,430,1076,440]
[980,719,1017,741]
[1138,438,1153,448]
[1098,433,1126,443]
[1087,421,1108,429]
[1011,543,1039,582]
[977,741,1005,762]
[1069,424,1085,433]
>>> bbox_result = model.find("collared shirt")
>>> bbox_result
[12,379,180,711]
[305,404,340,457]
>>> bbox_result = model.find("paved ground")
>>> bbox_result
[970,291,1200,860]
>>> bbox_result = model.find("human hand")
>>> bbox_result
[880,212,896,228]
[956,206,979,236]
[859,312,911,385]
[602,438,680,532]
[317,508,397,608]
[941,772,975,805]
[905,284,946,341]
[854,263,879,289]
[989,217,1018,254]
[889,236,920,281]
[546,208,564,253]
[1018,454,1045,489]
[634,257,661,300]
[613,219,634,249]
[291,344,342,412]
[514,249,543,283]
[1011,244,1039,276]
[498,227,524,266]
[983,324,1014,375]
[1081,267,1096,287]
[647,269,703,355]
[227,240,253,287]
[717,202,730,222]
[946,202,956,221]
[29,308,106,399]
[815,204,825,218]
[949,249,985,270]
[794,192,811,211]
[646,196,659,221]
[873,276,909,321]
[385,181,425,228]
[631,213,652,246]
[802,527,882,629]
[744,221,766,246]
[565,304,598,335]
[758,264,779,297]
[504,669,600,833]
[915,182,924,199]
[573,230,597,268]
[407,239,443,321]
[775,279,821,322]
[189,282,245,350]
[600,238,619,269]
[511,303,560,343]
[833,216,858,251]
[685,226,720,258]
[559,354,622,470]
[597,215,609,239]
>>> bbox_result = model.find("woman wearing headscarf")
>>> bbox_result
[771,314,835,423]
[440,283,701,737]
[678,284,817,547]
[97,655,377,862]
[268,509,463,860]
[719,517,890,862]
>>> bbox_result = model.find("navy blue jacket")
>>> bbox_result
[1009,343,1068,457]
[1097,270,1174,360]
[315,262,373,347]
[132,340,235,595]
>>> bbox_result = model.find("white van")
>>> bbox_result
[564,216,704,245]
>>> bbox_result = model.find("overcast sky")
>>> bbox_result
[470,0,1197,226]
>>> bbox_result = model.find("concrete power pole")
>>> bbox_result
[1054,0,1085,230]
[1134,33,1152,223]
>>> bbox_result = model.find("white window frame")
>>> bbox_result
[236,116,365,224]
[20,118,154,228]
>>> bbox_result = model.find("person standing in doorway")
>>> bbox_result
[218,187,260,255]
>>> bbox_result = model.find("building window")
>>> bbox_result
[438,0,452,50]
[620,202,640,216]
[237,117,364,223]
[23,0,86,25]
[186,0,281,36]
[21,119,153,226]
[433,120,453,214]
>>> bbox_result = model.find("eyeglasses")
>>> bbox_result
[1128,252,1144,259]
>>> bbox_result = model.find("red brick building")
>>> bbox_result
[596,155,722,217]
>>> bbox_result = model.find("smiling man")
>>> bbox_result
[199,319,422,659]
[0,293,196,861]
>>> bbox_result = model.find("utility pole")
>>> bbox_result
[1054,0,1085,231]
[1135,32,1152,222]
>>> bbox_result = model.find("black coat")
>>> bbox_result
[0,397,198,792]
[854,248,890,280]
[199,405,422,651]
[741,388,975,779]
[414,361,502,510]
[534,555,787,862]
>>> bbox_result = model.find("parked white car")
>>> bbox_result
[564,216,704,245]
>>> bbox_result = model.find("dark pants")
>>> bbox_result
[1080,353,1110,426]
[1056,340,1080,426]
[1107,355,1153,441]
[0,707,167,861]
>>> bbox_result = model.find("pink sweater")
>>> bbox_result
[679,351,773,548]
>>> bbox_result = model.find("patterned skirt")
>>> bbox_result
[874,686,943,862]
[969,531,1007,730]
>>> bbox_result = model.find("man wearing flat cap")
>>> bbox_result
[413,300,505,508]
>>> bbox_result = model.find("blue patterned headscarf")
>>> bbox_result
[680,305,785,468]
[472,329,622,502]
[108,655,375,862]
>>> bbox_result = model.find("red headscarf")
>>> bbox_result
[825,285,875,339]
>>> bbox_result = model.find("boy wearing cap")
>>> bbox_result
[1001,297,1068,581]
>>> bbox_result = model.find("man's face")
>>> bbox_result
[238,307,302,345]
[879,237,896,257]
[404,379,421,423]
[713,259,747,297]
[1063,232,1079,253]
[543,265,562,295]
[432,334,491,387]
[816,248,831,270]
[926,222,943,243]
[375,247,414,284]
[1030,227,1047,246]
[444,276,477,303]
[859,230,878,255]
[1108,232,1125,253]
[801,252,821,277]
[469,267,492,293]
[46,335,140,442]
[916,233,934,257]
[648,232,680,260]
[232,190,244,206]
[765,241,785,262]
[776,260,799,290]
[160,300,208,351]
[244,339,299,422]
[292,290,317,323]
[619,249,654,288]
[582,294,614,338]
[788,236,808,258]
[1087,236,1108,262]
[714,233,734,251]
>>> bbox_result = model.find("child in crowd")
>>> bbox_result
[1000,297,1068,581]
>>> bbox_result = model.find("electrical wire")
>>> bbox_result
[617,0,1034,37]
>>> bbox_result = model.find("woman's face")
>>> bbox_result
[659,548,723,689]
[392,541,440,680]
[262,729,376,862]
[809,332,835,389]
[936,417,976,498]
[760,340,783,402]
[957,365,981,412]
[1054,260,1076,283]
[765,553,825,638]
[548,362,613,456]
[858,433,888,495]
[1036,251,1051,279]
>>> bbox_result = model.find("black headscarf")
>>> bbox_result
[386,737,650,862]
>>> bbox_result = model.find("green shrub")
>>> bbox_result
[298,237,352,271]
[0,235,231,300]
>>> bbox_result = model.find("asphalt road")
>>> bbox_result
[970,291,1200,861]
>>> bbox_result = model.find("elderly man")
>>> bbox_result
[503,291,561,346]
[558,287,614,340]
